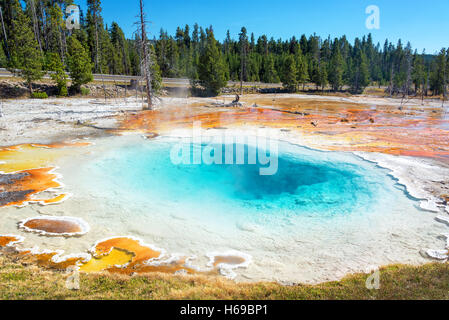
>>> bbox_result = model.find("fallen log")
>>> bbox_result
[207,102,243,108]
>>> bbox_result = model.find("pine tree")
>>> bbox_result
[197,29,226,96]
[0,43,6,67]
[310,59,320,90]
[46,52,68,96]
[281,55,297,92]
[295,50,308,90]
[351,47,370,93]
[149,44,162,94]
[430,49,447,96]
[8,0,43,94]
[67,36,93,92]
[261,54,279,83]
[317,62,328,91]
[87,0,102,73]
[328,44,344,91]
[47,3,65,60]
[444,48,448,103]
[412,51,426,95]
[110,22,130,75]
[100,27,115,74]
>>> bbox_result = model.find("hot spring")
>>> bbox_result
[22,134,443,283]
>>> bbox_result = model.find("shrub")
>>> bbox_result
[59,86,68,97]
[31,91,48,99]
[80,87,90,96]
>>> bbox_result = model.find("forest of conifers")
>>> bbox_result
[0,0,448,97]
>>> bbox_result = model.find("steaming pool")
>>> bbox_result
[9,134,443,283]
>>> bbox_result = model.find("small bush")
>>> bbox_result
[59,86,68,97]
[80,87,90,96]
[31,91,48,99]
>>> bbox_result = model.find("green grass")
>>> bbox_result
[31,91,48,99]
[1,257,448,300]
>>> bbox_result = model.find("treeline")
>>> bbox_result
[0,0,161,96]
[160,25,448,97]
[0,0,448,98]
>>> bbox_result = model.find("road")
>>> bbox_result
[0,68,280,87]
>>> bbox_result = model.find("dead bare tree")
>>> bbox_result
[388,65,394,96]
[29,0,43,54]
[443,67,447,108]
[40,2,49,51]
[400,54,413,108]
[239,28,248,96]
[405,50,412,98]
[137,0,153,110]
[0,6,9,60]
[90,4,107,101]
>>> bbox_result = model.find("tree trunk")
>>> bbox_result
[389,67,394,96]
[0,6,9,60]
[139,0,152,110]
[240,39,246,96]
[443,70,447,108]
[421,79,424,105]
[30,0,43,55]
[58,27,65,65]
[94,12,99,73]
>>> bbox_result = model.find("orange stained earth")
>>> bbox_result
[0,167,68,207]
[0,142,90,208]
[23,219,82,235]
[119,97,449,161]
[213,256,246,267]
[83,237,199,275]
[30,142,90,149]
[0,235,21,247]
[18,250,87,270]
[0,235,222,276]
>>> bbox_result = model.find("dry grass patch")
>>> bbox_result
[1,256,449,300]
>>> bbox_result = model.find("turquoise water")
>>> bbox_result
[81,138,413,229]
[57,136,444,283]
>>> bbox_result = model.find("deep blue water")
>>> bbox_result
[84,139,401,224]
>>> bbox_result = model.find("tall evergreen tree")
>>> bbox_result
[317,61,328,91]
[281,55,297,92]
[149,44,162,94]
[261,54,279,83]
[8,0,43,94]
[412,50,426,95]
[350,43,370,93]
[67,36,93,92]
[295,50,308,90]
[430,48,447,96]
[0,42,6,67]
[328,43,344,91]
[197,28,226,96]
[110,22,129,75]
[47,3,65,62]
[87,0,102,73]
[46,52,68,96]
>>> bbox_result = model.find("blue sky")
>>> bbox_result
[79,0,448,54]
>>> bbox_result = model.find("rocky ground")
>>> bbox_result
[0,97,145,146]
